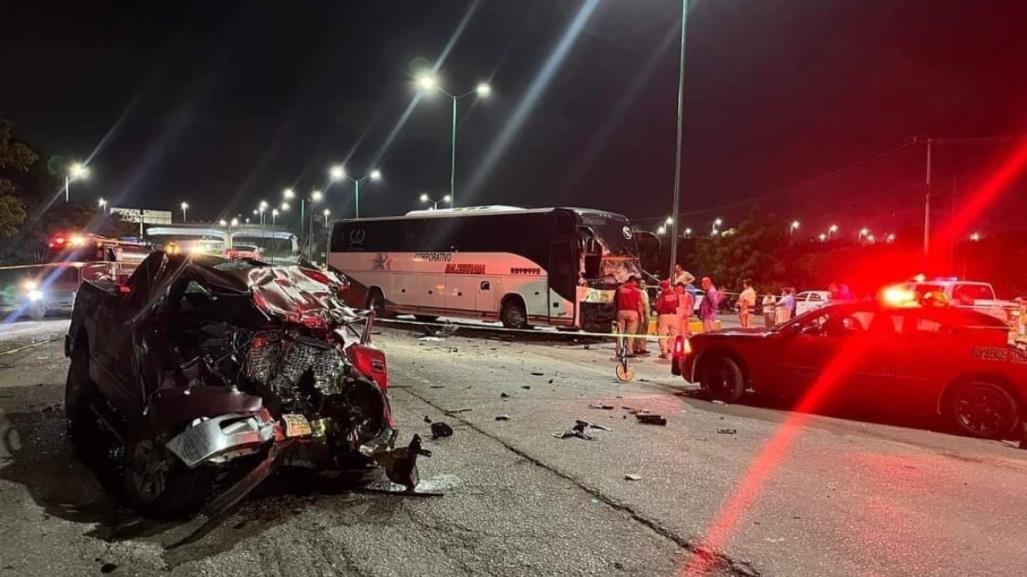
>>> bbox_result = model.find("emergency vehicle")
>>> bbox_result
[672,291,1027,439]
[0,233,150,320]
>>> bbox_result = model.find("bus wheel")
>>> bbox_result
[501,298,528,329]
[366,288,388,316]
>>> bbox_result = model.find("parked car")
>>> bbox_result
[65,251,423,518]
[795,290,831,316]
[672,300,1025,439]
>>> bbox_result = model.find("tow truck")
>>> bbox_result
[671,286,1027,439]
[0,233,151,320]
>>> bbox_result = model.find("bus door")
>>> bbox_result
[549,239,576,322]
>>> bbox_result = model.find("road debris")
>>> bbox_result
[446,408,472,414]
[100,562,118,574]
[589,402,615,410]
[495,414,511,421]
[636,414,667,426]
[521,385,531,390]
[418,336,445,342]
[424,416,432,423]
[430,422,454,439]
[554,419,610,440]
[624,474,642,481]
[531,372,544,376]
[717,428,737,435]
[712,400,726,406]
[429,385,445,389]
[500,392,510,398]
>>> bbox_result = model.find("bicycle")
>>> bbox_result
[613,320,635,382]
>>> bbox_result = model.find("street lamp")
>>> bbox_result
[683,227,692,237]
[886,233,896,243]
[858,227,870,244]
[64,162,90,202]
[419,192,452,210]
[97,197,107,212]
[327,166,381,218]
[827,224,839,240]
[415,71,492,207]
[665,216,674,226]
[819,233,827,242]
[790,220,800,235]
[970,232,981,242]
[283,188,295,200]
[712,217,723,236]
[301,190,324,260]
[271,208,280,226]
[180,201,189,222]
[656,226,666,236]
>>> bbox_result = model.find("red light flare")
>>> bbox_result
[935,141,1027,248]
[681,334,873,576]
[682,142,1027,575]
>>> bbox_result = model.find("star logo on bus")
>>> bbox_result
[371,253,392,271]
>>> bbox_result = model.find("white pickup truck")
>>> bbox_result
[901,279,1016,323]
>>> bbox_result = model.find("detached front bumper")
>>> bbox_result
[165,411,277,468]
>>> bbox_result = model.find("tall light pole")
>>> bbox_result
[415,73,491,208]
[858,227,870,245]
[667,0,688,277]
[329,166,381,219]
[790,220,800,237]
[180,201,189,222]
[419,192,452,210]
[827,224,839,240]
[97,197,107,213]
[712,217,723,236]
[303,190,323,260]
[65,162,89,202]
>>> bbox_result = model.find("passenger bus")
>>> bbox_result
[327,206,643,331]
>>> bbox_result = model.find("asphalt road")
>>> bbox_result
[1,319,1026,577]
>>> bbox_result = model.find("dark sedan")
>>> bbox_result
[672,301,1025,439]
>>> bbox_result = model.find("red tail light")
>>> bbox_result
[672,335,691,358]
[349,344,388,392]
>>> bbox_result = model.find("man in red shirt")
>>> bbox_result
[654,280,681,359]
[614,275,645,356]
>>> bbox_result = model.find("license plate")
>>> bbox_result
[283,414,312,438]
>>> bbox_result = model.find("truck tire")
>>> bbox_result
[945,380,1020,440]
[122,438,214,519]
[700,355,745,403]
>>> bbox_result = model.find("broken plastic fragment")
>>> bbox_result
[430,422,453,439]
[624,474,642,481]
[636,414,667,426]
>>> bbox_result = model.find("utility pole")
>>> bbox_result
[923,137,932,257]
[668,0,688,278]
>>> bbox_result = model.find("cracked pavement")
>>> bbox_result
[1,319,1026,576]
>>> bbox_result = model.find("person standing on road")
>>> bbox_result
[762,293,776,328]
[634,278,652,355]
[654,280,682,358]
[699,277,720,332]
[614,275,645,356]
[675,281,693,337]
[738,279,757,328]
[775,287,796,324]
[673,264,695,288]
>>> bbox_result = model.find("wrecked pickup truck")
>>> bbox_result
[65,250,426,518]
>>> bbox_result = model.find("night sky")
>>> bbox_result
[5,0,1027,235]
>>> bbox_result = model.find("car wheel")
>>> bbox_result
[700,355,745,403]
[501,299,528,329]
[123,438,213,519]
[946,380,1020,440]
